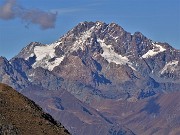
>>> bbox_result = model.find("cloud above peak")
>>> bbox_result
[0,0,57,30]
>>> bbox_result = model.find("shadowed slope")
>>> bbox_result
[0,83,70,135]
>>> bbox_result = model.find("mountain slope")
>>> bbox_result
[14,21,180,98]
[0,21,180,135]
[0,83,69,135]
[21,85,135,135]
[89,91,180,135]
[0,56,136,135]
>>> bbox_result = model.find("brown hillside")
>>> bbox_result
[0,83,70,135]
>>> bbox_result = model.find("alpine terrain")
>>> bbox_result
[0,21,180,135]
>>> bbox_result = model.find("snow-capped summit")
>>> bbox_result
[1,21,180,135]
[14,21,179,80]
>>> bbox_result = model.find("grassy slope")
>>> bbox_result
[0,83,70,135]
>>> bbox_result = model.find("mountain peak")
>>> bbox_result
[69,21,125,36]
[13,21,179,73]
[1,21,180,135]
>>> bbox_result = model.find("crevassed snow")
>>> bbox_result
[142,43,166,58]
[97,39,134,68]
[32,43,64,71]
[160,60,179,74]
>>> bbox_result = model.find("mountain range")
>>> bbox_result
[0,21,180,135]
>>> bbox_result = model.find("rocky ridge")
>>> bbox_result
[0,21,180,135]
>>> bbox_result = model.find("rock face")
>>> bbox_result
[0,83,69,135]
[0,21,180,135]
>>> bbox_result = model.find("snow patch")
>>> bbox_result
[46,56,65,71]
[142,43,166,58]
[28,72,35,82]
[34,45,55,61]
[71,26,95,52]
[25,53,34,60]
[97,39,135,70]
[160,60,179,74]
[32,43,64,71]
[48,41,61,47]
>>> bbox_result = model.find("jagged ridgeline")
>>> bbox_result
[0,21,180,135]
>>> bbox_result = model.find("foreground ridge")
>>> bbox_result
[0,83,70,135]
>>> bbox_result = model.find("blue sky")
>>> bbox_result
[0,0,180,59]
